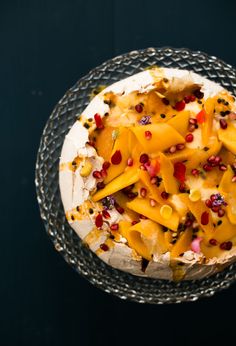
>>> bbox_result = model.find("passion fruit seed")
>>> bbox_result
[162,98,170,105]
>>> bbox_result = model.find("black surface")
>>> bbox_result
[2,0,236,345]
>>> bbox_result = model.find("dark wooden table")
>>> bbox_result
[1,0,236,345]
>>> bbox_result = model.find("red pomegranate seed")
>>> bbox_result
[203,164,212,172]
[201,211,209,225]
[110,223,119,231]
[116,205,124,214]
[210,194,217,202]
[94,113,104,129]
[140,164,146,170]
[218,209,225,217]
[102,210,111,219]
[185,133,194,142]
[176,143,185,150]
[188,124,196,132]
[140,187,147,198]
[127,192,138,199]
[220,119,228,129]
[232,175,236,183]
[139,153,149,164]
[220,241,232,251]
[102,161,110,170]
[205,199,212,208]
[191,169,199,176]
[212,205,220,213]
[174,100,186,111]
[162,98,170,105]
[139,214,148,220]
[161,191,169,200]
[184,95,192,104]
[100,169,107,178]
[100,243,109,251]
[132,220,138,225]
[95,213,103,228]
[174,162,186,183]
[97,182,105,190]
[150,199,156,207]
[190,95,196,102]
[127,158,133,166]
[135,103,143,113]
[111,150,122,165]
[189,118,197,125]
[93,170,102,179]
[209,239,217,246]
[145,130,152,140]
[214,156,222,165]
[179,182,186,192]
[219,164,227,171]
[207,155,216,164]
[169,145,177,153]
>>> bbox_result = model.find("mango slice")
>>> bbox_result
[138,170,164,204]
[218,123,236,155]
[170,229,192,258]
[160,153,179,194]
[131,123,185,154]
[92,167,139,202]
[120,219,168,260]
[167,147,196,163]
[127,198,179,231]
[179,194,214,234]
[219,166,236,224]
[115,192,139,221]
[95,126,115,161]
[167,110,190,136]
[205,215,236,243]
[201,98,215,146]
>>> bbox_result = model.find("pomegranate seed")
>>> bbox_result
[205,199,212,208]
[116,205,124,214]
[232,163,236,171]
[220,119,228,129]
[110,223,119,231]
[95,213,103,228]
[214,156,222,165]
[150,199,156,207]
[219,164,227,171]
[188,124,196,132]
[102,161,110,170]
[127,192,138,199]
[184,95,192,103]
[140,187,147,198]
[97,182,105,190]
[220,241,232,251]
[102,210,111,219]
[139,153,149,164]
[100,169,107,178]
[179,182,186,192]
[135,103,143,113]
[194,89,204,99]
[150,177,157,184]
[93,170,102,179]
[209,239,217,246]
[190,95,196,102]
[162,98,169,105]
[203,164,212,172]
[94,113,104,129]
[191,169,199,176]
[185,133,194,142]
[100,243,109,251]
[201,211,209,225]
[212,205,220,213]
[175,100,186,111]
[139,214,148,219]
[207,155,216,164]
[145,130,152,140]
[210,194,217,202]
[174,162,186,183]
[140,164,146,170]
[132,220,138,225]
[185,219,193,227]
[189,118,197,125]
[161,191,169,200]
[169,145,177,153]
[232,175,236,183]
[176,143,185,150]
[111,150,122,165]
[127,158,133,166]
[218,209,225,217]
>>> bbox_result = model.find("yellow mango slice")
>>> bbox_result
[205,215,236,243]
[167,147,196,163]
[179,194,214,234]
[114,192,139,221]
[167,110,190,136]
[200,242,226,259]
[219,147,236,166]
[218,122,236,155]
[120,219,168,260]
[131,123,185,154]
[104,127,131,184]
[201,98,215,146]
[127,198,179,231]
[170,229,192,258]
[160,153,178,194]
[138,170,164,204]
[92,167,139,202]
[219,166,236,224]
[95,126,115,161]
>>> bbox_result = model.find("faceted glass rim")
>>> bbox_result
[35,47,236,304]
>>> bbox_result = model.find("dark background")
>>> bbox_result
[1,0,236,345]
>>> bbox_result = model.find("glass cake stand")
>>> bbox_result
[35,47,236,304]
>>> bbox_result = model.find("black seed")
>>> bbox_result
[220,111,226,117]
[217,98,222,104]
[141,258,149,272]
[88,118,93,122]
[104,112,109,116]
[197,100,202,104]
[177,262,185,266]
[160,113,166,118]
[217,220,222,226]
[71,215,75,221]
[84,123,90,129]
[76,206,80,212]
[89,208,94,214]
[224,110,230,115]
[203,147,209,151]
